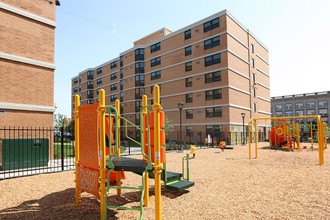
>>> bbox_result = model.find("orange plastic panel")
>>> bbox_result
[79,167,100,198]
[78,103,99,170]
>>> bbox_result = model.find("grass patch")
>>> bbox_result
[54,142,74,159]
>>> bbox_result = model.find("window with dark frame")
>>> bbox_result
[151,57,161,67]
[151,70,161,80]
[110,61,117,69]
[203,18,219,32]
[186,109,193,119]
[135,74,145,86]
[97,67,103,74]
[184,29,191,40]
[204,36,220,50]
[110,72,117,80]
[110,83,117,91]
[135,62,145,74]
[185,46,192,56]
[186,93,193,103]
[135,48,145,61]
[205,89,222,100]
[204,53,221,66]
[150,42,161,53]
[206,107,222,118]
[185,77,192,87]
[97,78,102,85]
[205,71,221,83]
[185,61,192,71]
[110,94,117,102]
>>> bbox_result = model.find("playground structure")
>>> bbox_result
[248,115,327,165]
[74,85,194,220]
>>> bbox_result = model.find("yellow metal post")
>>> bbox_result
[142,95,149,207]
[317,116,324,165]
[115,99,122,196]
[296,123,300,151]
[254,119,258,159]
[152,85,162,220]
[74,95,81,207]
[99,90,107,220]
[310,122,314,149]
[248,119,252,159]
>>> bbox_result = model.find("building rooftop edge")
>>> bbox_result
[271,91,330,100]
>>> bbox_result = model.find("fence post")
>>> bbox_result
[60,127,64,171]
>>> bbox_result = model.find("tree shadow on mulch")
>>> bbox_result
[0,188,118,220]
[0,186,190,219]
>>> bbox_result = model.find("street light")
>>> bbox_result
[241,113,245,144]
[178,102,184,151]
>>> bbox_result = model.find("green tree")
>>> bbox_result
[164,115,174,135]
[54,113,68,129]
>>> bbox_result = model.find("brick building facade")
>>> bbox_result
[72,10,270,144]
[0,0,58,128]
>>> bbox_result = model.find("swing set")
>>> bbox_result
[248,115,327,165]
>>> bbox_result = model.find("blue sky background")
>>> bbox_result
[54,0,330,116]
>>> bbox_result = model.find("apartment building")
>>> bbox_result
[271,91,329,125]
[71,10,270,144]
[0,0,59,128]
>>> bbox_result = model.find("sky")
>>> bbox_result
[54,0,330,117]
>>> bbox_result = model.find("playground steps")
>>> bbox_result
[166,180,195,191]
[149,170,195,191]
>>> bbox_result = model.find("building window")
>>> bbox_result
[204,53,221,66]
[275,111,283,117]
[110,83,117,91]
[205,89,222,100]
[120,92,124,102]
[295,102,303,109]
[135,48,144,61]
[185,61,192,71]
[319,109,328,116]
[186,109,193,119]
[253,88,256,97]
[110,72,117,80]
[110,94,117,102]
[204,36,220,50]
[306,109,316,115]
[120,80,123,90]
[295,110,303,116]
[135,88,145,99]
[135,74,145,86]
[74,78,79,84]
[205,71,221,83]
[97,78,102,85]
[251,43,255,53]
[150,42,161,53]
[184,29,191,40]
[319,101,328,108]
[185,77,192,87]
[110,61,117,69]
[253,103,257,113]
[186,93,193,103]
[206,107,222,118]
[97,67,103,74]
[151,57,161,67]
[135,101,142,112]
[120,56,123,67]
[185,46,192,56]
[275,104,282,111]
[73,87,79,93]
[285,111,293,116]
[151,70,161,80]
[87,70,94,80]
[120,68,123,79]
[87,90,93,99]
[252,73,256,83]
[284,103,293,110]
[87,81,94,89]
[203,18,219,32]
[251,58,255,68]
[306,102,315,109]
[135,62,145,74]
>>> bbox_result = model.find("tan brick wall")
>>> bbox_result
[0,109,53,128]
[0,60,54,106]
[0,9,55,63]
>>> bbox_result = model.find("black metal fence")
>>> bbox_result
[0,127,75,180]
